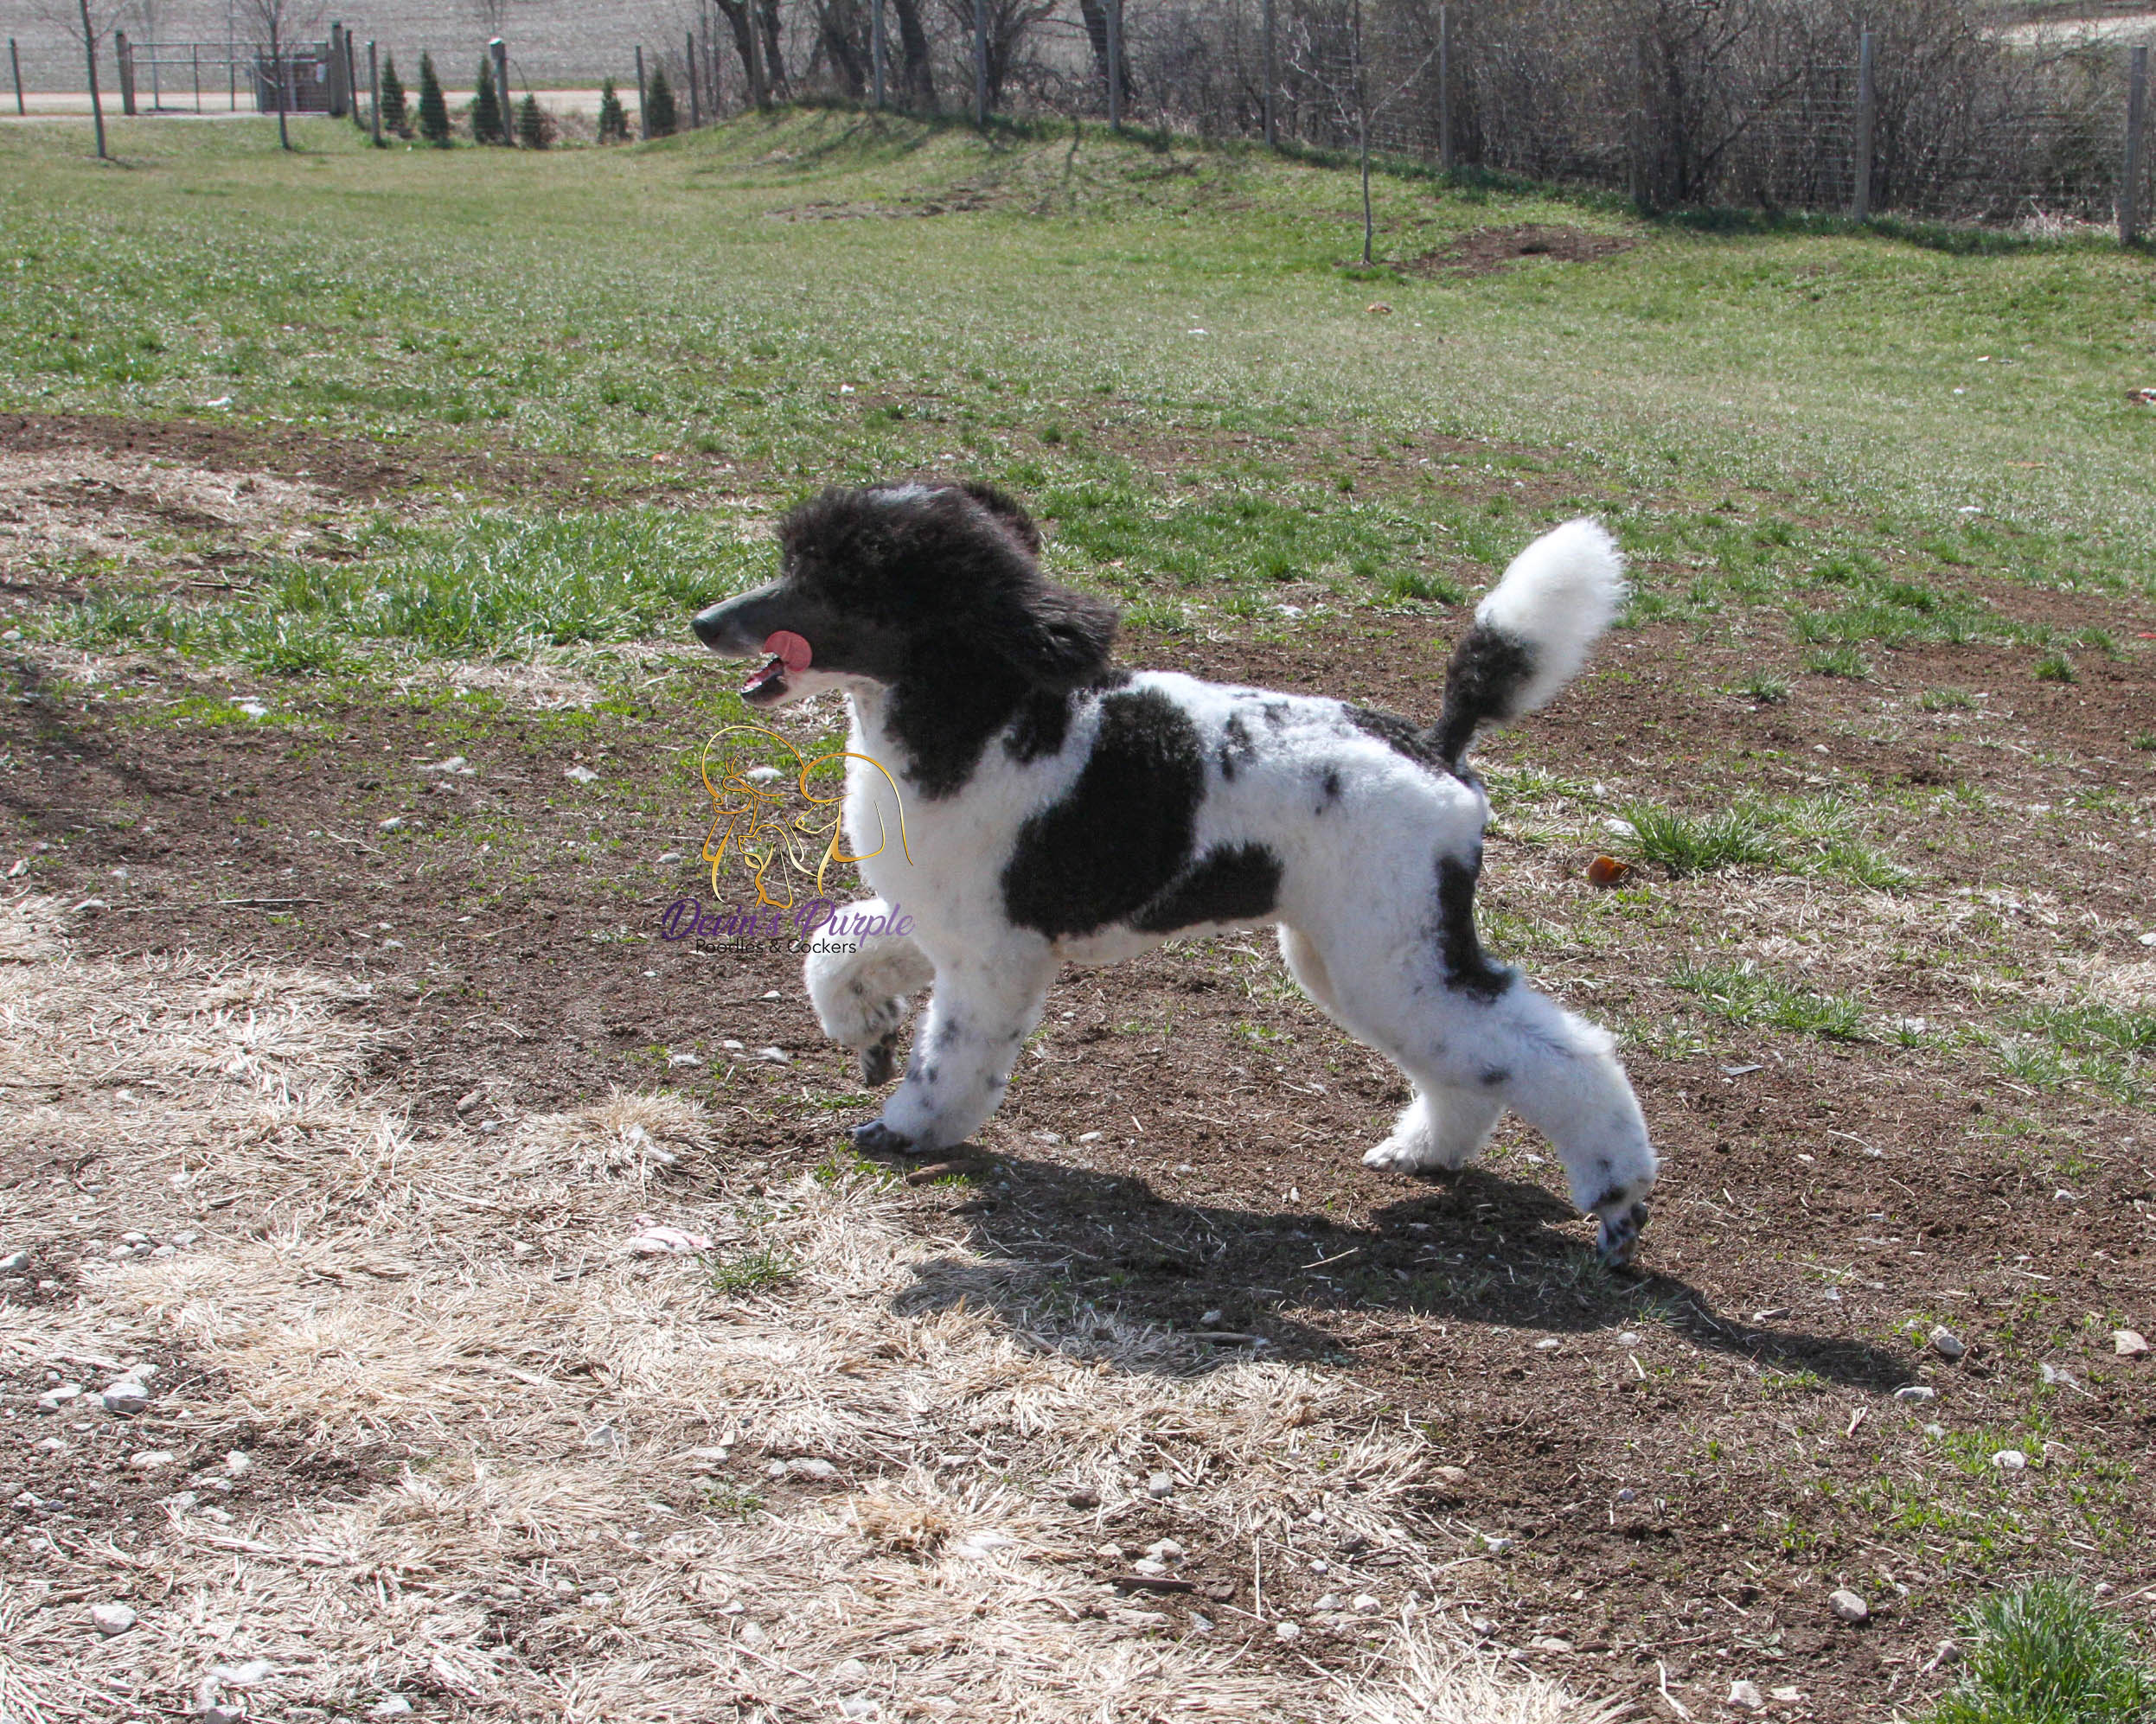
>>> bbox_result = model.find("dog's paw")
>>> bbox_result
[851,1119,923,1158]
[859,1031,901,1088]
[1596,1200,1649,1269]
[1362,1133,1441,1175]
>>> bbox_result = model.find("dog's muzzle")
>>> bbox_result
[694,583,811,706]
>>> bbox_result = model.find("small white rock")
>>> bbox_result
[225,1450,253,1476]
[1146,1472,1174,1499]
[99,1381,150,1414]
[1095,1543,1125,1561]
[1078,1131,1104,1143]
[1145,1538,1185,1563]
[35,1384,82,1413]
[1316,1593,1342,1611]
[832,1658,869,1682]
[1200,1309,1223,1327]
[1929,1325,1967,1361]
[368,1700,414,1720]
[150,1243,177,1259]
[1616,1331,1641,1346]
[1728,1678,1766,1711]
[1189,1612,1214,1632]
[787,1458,838,1480]
[2039,1363,2080,1389]
[1533,1337,1562,1350]
[1532,1636,1573,1653]
[1770,1686,1803,1702]
[90,1602,138,1635]
[0,1250,28,1271]
[1274,1620,1302,1641]
[1828,1589,1869,1624]
[1133,1557,1168,1578]
[129,1450,175,1469]
[837,1699,880,1721]
[210,1660,276,1688]
[1353,1593,1381,1612]
[2113,1329,2149,1357]
[766,1460,790,1479]
[1894,1385,1936,1403]
[755,1045,790,1063]
[1992,1449,2027,1472]
[564,766,598,784]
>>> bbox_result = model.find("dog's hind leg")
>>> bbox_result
[804,899,936,1086]
[854,945,1056,1155]
[1281,927,1503,1175]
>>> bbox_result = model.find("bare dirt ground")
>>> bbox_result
[3,418,2153,1722]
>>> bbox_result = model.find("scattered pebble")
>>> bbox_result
[368,1700,414,1720]
[35,1384,82,1413]
[1353,1593,1381,1612]
[210,1660,277,1688]
[657,851,684,865]
[1189,1613,1214,1633]
[2114,1329,2149,1357]
[1533,1338,1562,1351]
[1066,1487,1100,1510]
[837,1698,880,1721]
[666,1053,702,1069]
[1095,1543,1124,1561]
[1078,1131,1104,1143]
[1273,1621,1302,1641]
[1615,1487,1638,1504]
[1145,1539,1185,1563]
[1616,1331,1641,1346]
[1532,1636,1574,1653]
[0,1250,27,1272]
[1146,1472,1174,1499]
[1894,1385,1937,1403]
[1200,1309,1223,1328]
[1828,1589,1869,1625]
[129,1450,175,1469]
[787,1458,839,1481]
[1728,1678,1766,1711]
[1993,1449,2027,1472]
[1133,1557,1168,1578]
[225,1450,253,1476]
[99,1380,150,1415]
[2039,1363,2081,1389]
[1929,1325,1967,1361]
[755,1046,791,1063]
[564,766,598,784]
[1770,1688,1803,1704]
[832,1658,869,1682]
[90,1602,137,1636]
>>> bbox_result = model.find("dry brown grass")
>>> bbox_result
[0,894,1617,1722]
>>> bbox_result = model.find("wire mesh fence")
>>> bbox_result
[10,0,2150,233]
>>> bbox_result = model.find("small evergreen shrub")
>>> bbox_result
[416,53,451,146]
[377,53,408,137]
[597,78,629,144]
[516,93,549,150]
[644,65,678,137]
[470,57,505,144]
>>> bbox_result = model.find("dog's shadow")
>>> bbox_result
[885,1146,1908,1392]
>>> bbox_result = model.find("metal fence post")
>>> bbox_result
[1263,0,1276,146]
[116,30,136,115]
[975,0,988,126]
[873,0,886,108]
[2126,45,2149,246]
[368,39,381,144]
[1438,3,1453,171]
[1105,0,1123,131]
[8,38,21,116]
[326,22,342,117]
[636,44,649,138]
[1852,30,1876,220]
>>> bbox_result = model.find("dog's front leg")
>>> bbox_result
[803,898,936,1084]
[852,945,1055,1157]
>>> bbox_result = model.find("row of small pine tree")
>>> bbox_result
[369,53,657,148]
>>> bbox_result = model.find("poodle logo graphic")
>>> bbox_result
[658,725,912,943]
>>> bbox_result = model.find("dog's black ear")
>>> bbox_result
[955,480,1043,555]
[982,582,1120,689]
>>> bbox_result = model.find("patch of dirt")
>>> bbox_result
[3,573,2153,1720]
[0,448,331,573]
[1406,225,1640,278]
[0,412,646,515]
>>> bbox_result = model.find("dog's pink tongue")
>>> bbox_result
[764,631,812,674]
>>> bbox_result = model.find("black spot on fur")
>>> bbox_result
[1435,852,1513,1000]
[1132,843,1283,933]
[1434,625,1537,769]
[1005,689,1072,763]
[1478,1066,1510,1087]
[1346,704,1449,771]
[1262,700,1291,730]
[1217,713,1257,782]
[1001,688,1205,938]
[1321,769,1343,804]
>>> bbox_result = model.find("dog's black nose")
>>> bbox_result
[692,604,732,648]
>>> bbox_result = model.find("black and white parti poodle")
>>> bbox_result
[693,481,1656,1265]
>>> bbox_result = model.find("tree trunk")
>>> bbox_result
[1074,0,1131,113]
[270,16,291,150]
[713,0,767,107]
[757,0,789,98]
[77,0,107,158]
[816,0,868,100]
[891,0,933,106]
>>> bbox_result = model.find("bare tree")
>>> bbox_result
[938,0,1055,106]
[29,0,129,157]
[233,0,322,150]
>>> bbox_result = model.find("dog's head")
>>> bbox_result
[693,481,1117,708]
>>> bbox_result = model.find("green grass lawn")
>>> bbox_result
[3,106,2153,666]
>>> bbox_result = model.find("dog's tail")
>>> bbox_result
[1431,518,1625,770]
